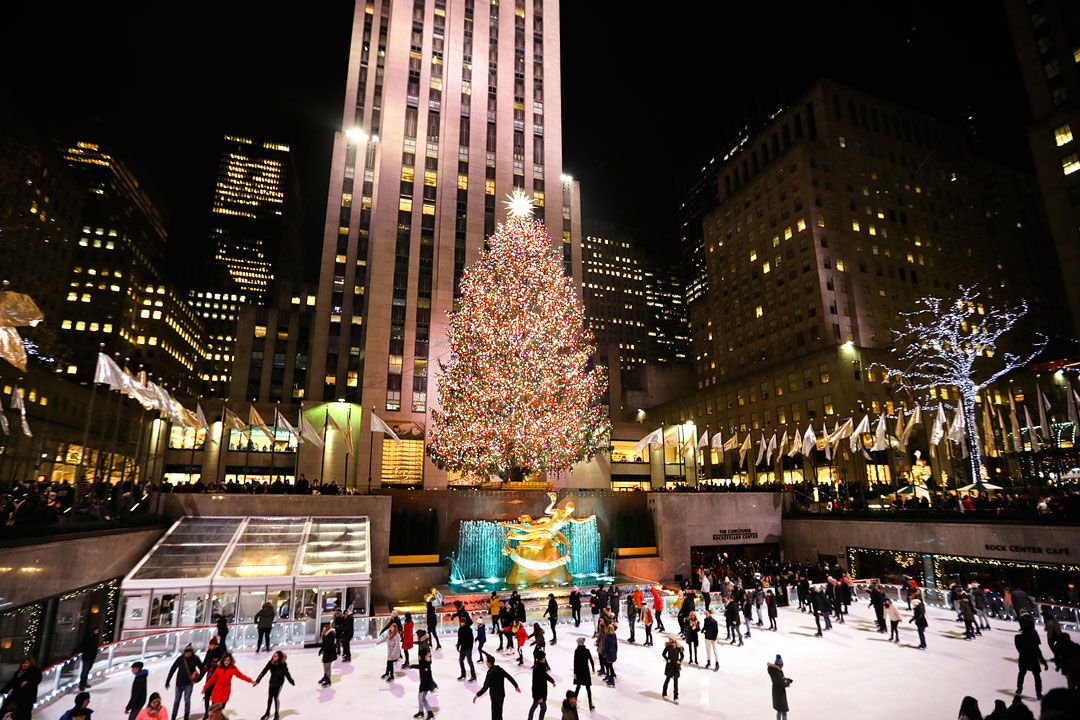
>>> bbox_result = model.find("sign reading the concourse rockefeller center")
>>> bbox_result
[713,528,759,541]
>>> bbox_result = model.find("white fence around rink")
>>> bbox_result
[12,579,1078,711]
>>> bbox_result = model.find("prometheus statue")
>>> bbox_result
[501,492,593,585]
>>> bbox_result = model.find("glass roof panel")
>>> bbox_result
[298,517,370,576]
[164,517,243,545]
[219,545,297,578]
[236,518,306,545]
[131,545,227,580]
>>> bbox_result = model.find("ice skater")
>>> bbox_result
[885,600,902,642]
[254,651,294,720]
[457,617,477,682]
[205,654,254,717]
[476,613,488,661]
[703,610,719,671]
[317,625,337,687]
[473,653,520,720]
[766,590,778,631]
[415,646,435,720]
[684,612,699,664]
[569,588,581,627]
[527,650,555,720]
[426,596,443,650]
[571,638,595,712]
[124,662,148,720]
[662,635,684,703]
[651,586,666,632]
[401,612,415,668]
[544,594,559,645]
[1015,615,1048,700]
[643,606,654,647]
[599,623,618,687]
[767,654,792,720]
[626,593,638,643]
[909,598,928,649]
[377,622,402,682]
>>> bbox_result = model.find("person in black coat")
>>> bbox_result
[768,654,792,720]
[426,599,443,650]
[569,588,582,627]
[662,637,684,702]
[766,590,778,631]
[499,603,514,653]
[543,594,559,645]
[1015,620,1048,699]
[571,637,596,711]
[527,651,555,720]
[473,654,520,720]
[599,625,618,687]
[909,599,928,649]
[2,658,42,720]
[456,618,476,682]
[79,626,101,690]
[702,610,719,671]
[318,626,338,687]
[125,662,148,720]
[869,583,887,632]
[416,647,436,720]
[216,614,230,652]
[254,651,294,720]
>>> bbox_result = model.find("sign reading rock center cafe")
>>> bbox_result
[985,543,1071,556]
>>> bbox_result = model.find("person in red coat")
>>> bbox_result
[207,655,254,716]
[402,613,415,669]
[650,587,666,632]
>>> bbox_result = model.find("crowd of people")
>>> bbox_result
[0,479,144,528]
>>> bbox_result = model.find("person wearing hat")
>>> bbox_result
[166,644,205,720]
[767,655,792,720]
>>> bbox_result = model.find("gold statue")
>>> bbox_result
[501,492,593,585]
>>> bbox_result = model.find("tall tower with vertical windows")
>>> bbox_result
[307,0,577,489]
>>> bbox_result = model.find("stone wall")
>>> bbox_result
[0,528,166,607]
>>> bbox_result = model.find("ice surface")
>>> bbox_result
[41,601,1066,720]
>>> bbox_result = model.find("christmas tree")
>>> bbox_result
[427,192,609,480]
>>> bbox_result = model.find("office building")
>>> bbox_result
[58,140,205,395]
[305,0,578,488]
[581,222,648,370]
[1005,0,1080,334]
[644,265,690,366]
[650,79,1055,486]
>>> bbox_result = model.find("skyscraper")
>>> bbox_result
[307,0,577,488]
[1005,0,1080,333]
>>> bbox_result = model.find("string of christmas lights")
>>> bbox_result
[427,215,610,479]
[873,285,1046,485]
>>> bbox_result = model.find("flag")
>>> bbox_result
[177,405,202,430]
[371,411,401,444]
[0,290,43,372]
[0,394,8,435]
[224,408,246,431]
[779,430,788,460]
[766,433,778,465]
[93,352,125,389]
[788,427,801,457]
[898,406,921,451]
[948,406,967,457]
[851,414,870,453]
[1068,383,1080,443]
[871,414,888,452]
[711,429,724,450]
[663,431,680,447]
[981,398,996,457]
[755,433,767,466]
[929,405,947,446]
[634,427,663,452]
[328,412,352,454]
[833,417,854,441]
[1009,390,1022,453]
[299,412,324,448]
[276,407,298,441]
[195,403,210,431]
[249,406,275,445]
[823,422,833,461]
[698,430,708,448]
[801,425,817,456]
[1024,404,1041,453]
[893,411,904,442]
[722,432,739,452]
[1037,385,1051,439]
[738,434,752,466]
[10,385,31,437]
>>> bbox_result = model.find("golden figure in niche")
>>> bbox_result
[501,492,593,585]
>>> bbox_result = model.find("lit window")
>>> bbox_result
[868,224,877,236]
[458,174,468,190]
[1055,124,1073,146]
[784,226,793,240]
[255,325,268,338]
[75,321,86,331]
[762,261,771,274]
[1063,153,1080,175]
[67,365,77,374]
[749,250,757,261]
[141,309,150,318]
[103,323,113,333]
[61,320,72,329]
[835,259,845,272]
[852,220,860,232]
[755,305,763,318]
[796,218,806,232]
[399,197,413,211]
[838,136,846,148]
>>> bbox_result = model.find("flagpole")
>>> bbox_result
[74,343,106,507]
[190,395,199,478]
[218,401,229,487]
[367,406,375,495]
[293,403,302,486]
[271,401,279,486]
[344,405,351,491]
[244,403,252,483]
[319,408,328,490]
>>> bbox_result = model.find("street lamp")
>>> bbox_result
[345,127,368,142]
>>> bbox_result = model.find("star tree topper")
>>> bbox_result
[504,189,535,218]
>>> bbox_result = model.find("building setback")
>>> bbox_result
[650,79,1057,486]
[304,0,579,489]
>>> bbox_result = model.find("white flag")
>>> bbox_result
[711,429,724,450]
[898,406,921,451]
[738,434,752,466]
[1037,385,1051,438]
[1024,405,1041,453]
[766,433,778,465]
[1009,391,1022,453]
[276,407,298,440]
[0,394,8,435]
[299,413,324,448]
[723,432,739,451]
[981,399,996,457]
[698,430,709,449]
[755,433,766,466]
[249,406,276,445]
[195,403,210,430]
[779,430,788,459]
[93,352,125,389]
[851,414,870,453]
[223,408,247,431]
[871,414,888,452]
[371,411,402,445]
[634,427,663,452]
[801,425,817,456]
[929,405,947,446]
[947,406,966,445]
[10,385,31,437]
[824,422,833,461]
[788,427,801,457]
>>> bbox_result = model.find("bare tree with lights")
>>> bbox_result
[875,285,1046,484]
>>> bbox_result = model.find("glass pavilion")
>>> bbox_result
[118,516,371,643]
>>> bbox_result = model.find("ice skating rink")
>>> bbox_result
[41,600,1067,720]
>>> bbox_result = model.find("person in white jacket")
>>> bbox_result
[884,600,902,643]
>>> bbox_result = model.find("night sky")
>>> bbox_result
[1,1,1032,277]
